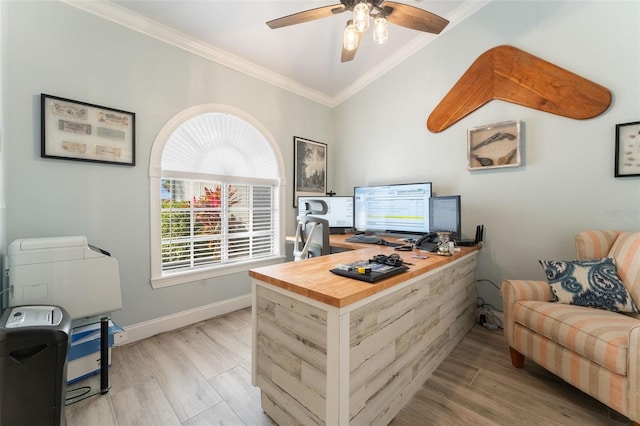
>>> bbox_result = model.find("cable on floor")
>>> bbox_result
[476,278,504,332]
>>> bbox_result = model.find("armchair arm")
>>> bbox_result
[627,325,640,423]
[500,280,554,347]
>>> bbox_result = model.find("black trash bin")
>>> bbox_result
[0,305,72,426]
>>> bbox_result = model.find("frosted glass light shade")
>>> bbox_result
[344,23,359,51]
[373,17,388,45]
[353,2,370,32]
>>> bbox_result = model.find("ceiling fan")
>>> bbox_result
[266,1,449,63]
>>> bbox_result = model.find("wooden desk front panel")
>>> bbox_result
[348,254,477,425]
[254,284,328,425]
[252,252,478,425]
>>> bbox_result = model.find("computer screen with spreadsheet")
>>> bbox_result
[353,182,432,236]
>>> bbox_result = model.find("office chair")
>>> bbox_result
[292,200,330,261]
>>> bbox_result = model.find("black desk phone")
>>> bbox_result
[414,233,440,252]
[415,232,439,246]
[415,225,484,248]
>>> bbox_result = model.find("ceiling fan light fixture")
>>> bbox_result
[353,2,370,32]
[344,23,359,51]
[265,0,450,63]
[373,16,389,45]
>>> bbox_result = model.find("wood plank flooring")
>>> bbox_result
[64,307,633,425]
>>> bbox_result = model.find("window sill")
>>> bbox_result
[151,255,286,289]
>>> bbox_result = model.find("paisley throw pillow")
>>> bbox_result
[539,257,638,313]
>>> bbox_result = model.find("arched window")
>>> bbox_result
[149,104,285,289]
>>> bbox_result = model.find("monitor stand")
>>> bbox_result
[379,231,424,241]
[329,228,352,235]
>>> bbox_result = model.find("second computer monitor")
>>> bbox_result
[297,196,354,233]
[429,195,461,239]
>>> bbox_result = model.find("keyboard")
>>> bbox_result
[345,235,403,247]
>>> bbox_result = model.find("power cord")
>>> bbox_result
[370,253,404,267]
[477,278,501,290]
[65,384,112,406]
[476,278,504,332]
[65,386,92,405]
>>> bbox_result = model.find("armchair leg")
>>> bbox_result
[509,347,525,368]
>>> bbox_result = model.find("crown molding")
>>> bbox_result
[61,0,334,106]
[62,0,489,108]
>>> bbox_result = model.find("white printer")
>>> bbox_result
[4,236,122,320]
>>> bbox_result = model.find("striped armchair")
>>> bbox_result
[501,231,640,425]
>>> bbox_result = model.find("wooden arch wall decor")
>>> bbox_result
[426,45,612,133]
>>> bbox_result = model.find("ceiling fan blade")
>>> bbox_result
[341,44,359,62]
[267,4,346,29]
[383,1,449,34]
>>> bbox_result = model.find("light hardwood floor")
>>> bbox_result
[65,307,633,425]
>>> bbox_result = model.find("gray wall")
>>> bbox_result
[1,1,332,327]
[1,1,639,327]
[333,0,640,308]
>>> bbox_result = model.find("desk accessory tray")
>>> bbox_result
[330,260,409,283]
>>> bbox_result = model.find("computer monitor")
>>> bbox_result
[353,182,432,236]
[429,195,461,240]
[297,196,354,233]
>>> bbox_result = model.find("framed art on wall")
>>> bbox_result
[41,93,136,166]
[615,121,640,177]
[293,136,326,207]
[467,120,521,170]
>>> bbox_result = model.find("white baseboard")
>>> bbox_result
[117,294,251,345]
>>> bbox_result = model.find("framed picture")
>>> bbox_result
[293,136,327,207]
[467,120,521,170]
[615,121,640,177]
[41,93,135,166]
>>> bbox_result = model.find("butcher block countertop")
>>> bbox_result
[249,235,480,308]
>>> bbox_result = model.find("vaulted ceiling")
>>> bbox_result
[68,1,489,106]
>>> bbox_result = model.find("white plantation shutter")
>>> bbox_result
[160,180,276,272]
[150,105,283,287]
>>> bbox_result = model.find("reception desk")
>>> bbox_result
[249,236,479,425]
